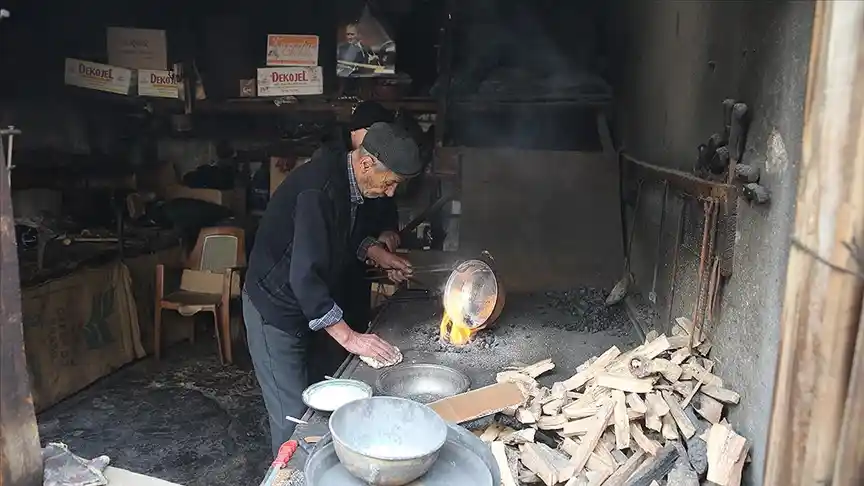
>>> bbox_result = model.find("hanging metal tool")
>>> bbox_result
[1,126,21,186]
[648,181,669,305]
[606,179,644,306]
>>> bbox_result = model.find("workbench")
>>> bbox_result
[283,289,639,481]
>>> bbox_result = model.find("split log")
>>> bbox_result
[595,373,654,393]
[537,415,568,430]
[681,363,723,388]
[491,442,518,486]
[629,357,683,382]
[706,423,748,486]
[501,427,535,445]
[626,443,680,486]
[662,413,680,441]
[569,400,614,472]
[562,347,621,391]
[670,347,691,365]
[520,442,577,486]
[693,394,724,424]
[602,449,647,486]
[611,390,630,449]
[480,423,503,442]
[542,398,565,416]
[514,358,556,378]
[662,390,697,438]
[630,422,662,456]
[626,393,648,414]
[701,385,741,405]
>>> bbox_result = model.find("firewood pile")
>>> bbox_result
[481,317,748,486]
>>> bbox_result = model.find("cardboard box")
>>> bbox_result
[165,185,246,216]
[107,27,168,70]
[257,66,323,97]
[138,69,179,98]
[266,34,319,66]
[64,58,133,95]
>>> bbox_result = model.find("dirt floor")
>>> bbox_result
[37,341,271,486]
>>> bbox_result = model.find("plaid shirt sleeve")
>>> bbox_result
[309,303,344,331]
[357,237,382,261]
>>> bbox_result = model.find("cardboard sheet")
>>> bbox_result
[429,382,524,423]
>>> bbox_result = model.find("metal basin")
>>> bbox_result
[329,396,448,485]
[306,424,500,486]
[376,364,471,404]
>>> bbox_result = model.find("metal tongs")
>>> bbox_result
[365,263,454,281]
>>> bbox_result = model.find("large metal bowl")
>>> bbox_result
[329,396,448,485]
[376,364,471,404]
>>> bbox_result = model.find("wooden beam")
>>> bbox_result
[0,145,43,485]
[765,1,864,485]
[833,305,864,485]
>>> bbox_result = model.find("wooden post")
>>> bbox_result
[833,305,864,485]
[764,1,864,485]
[0,144,42,484]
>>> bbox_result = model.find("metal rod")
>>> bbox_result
[691,200,713,342]
[665,198,686,328]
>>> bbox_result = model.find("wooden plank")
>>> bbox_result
[491,442,518,486]
[595,374,654,393]
[611,390,630,450]
[765,2,864,485]
[0,149,43,486]
[662,390,696,439]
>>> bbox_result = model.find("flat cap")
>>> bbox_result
[362,122,422,178]
[349,101,394,131]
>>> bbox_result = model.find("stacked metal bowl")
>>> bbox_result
[305,396,500,485]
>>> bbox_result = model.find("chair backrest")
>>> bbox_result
[187,226,246,272]
[183,226,246,296]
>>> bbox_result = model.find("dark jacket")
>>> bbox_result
[244,149,352,333]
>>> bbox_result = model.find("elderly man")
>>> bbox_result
[307,102,404,384]
[244,122,419,455]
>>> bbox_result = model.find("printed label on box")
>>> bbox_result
[257,66,323,96]
[266,34,319,66]
[138,69,179,98]
[107,27,168,70]
[64,58,132,95]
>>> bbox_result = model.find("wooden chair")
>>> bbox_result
[154,226,245,364]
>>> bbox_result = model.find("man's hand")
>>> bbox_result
[326,322,400,363]
[367,245,413,283]
[377,230,401,252]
